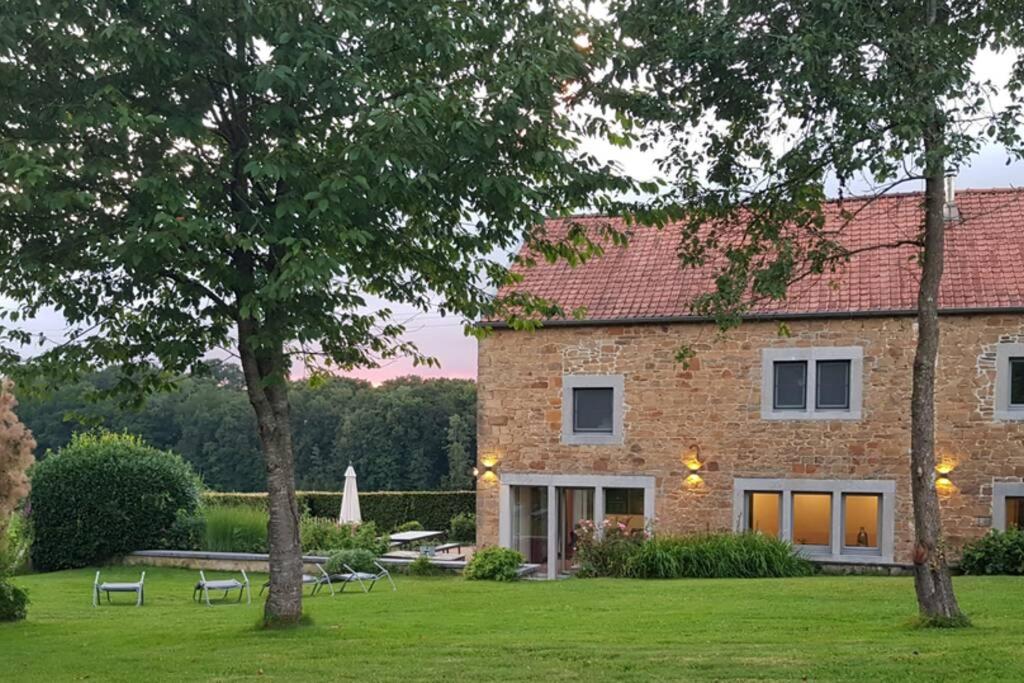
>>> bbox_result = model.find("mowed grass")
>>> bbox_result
[3,568,1024,681]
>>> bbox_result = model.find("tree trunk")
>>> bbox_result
[238,320,303,626]
[909,130,963,622]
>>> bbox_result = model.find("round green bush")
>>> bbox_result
[961,529,1024,575]
[448,512,476,543]
[464,546,523,581]
[30,432,201,571]
[0,581,28,622]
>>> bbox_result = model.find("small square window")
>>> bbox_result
[1007,497,1024,530]
[816,360,851,410]
[773,361,807,410]
[1010,359,1024,406]
[572,387,614,433]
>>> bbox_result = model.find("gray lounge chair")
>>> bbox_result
[194,570,251,606]
[259,565,334,597]
[93,570,145,607]
[315,561,396,595]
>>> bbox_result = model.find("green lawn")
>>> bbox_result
[3,568,1024,681]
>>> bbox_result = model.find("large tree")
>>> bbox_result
[607,0,1024,622]
[0,0,634,624]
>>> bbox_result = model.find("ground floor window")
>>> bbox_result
[993,483,1024,531]
[1007,498,1024,530]
[734,478,895,563]
[500,474,655,579]
[792,493,831,548]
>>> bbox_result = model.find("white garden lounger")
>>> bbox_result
[93,571,145,607]
[193,570,251,607]
[259,565,334,597]
[316,561,396,595]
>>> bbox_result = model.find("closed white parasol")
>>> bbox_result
[338,463,362,524]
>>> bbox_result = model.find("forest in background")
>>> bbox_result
[16,361,476,493]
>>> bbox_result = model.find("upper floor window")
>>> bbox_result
[562,374,624,445]
[995,344,1024,420]
[761,347,863,420]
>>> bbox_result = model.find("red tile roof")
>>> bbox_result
[503,188,1024,323]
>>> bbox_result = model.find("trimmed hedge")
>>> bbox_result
[30,432,201,571]
[204,490,474,532]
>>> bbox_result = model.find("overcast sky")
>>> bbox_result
[10,51,1023,385]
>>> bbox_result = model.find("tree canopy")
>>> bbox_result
[17,362,475,493]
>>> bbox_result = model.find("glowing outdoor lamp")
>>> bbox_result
[935,462,955,489]
[683,444,703,485]
[475,454,499,482]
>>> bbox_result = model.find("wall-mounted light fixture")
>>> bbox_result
[475,454,498,482]
[683,444,703,486]
[935,462,955,490]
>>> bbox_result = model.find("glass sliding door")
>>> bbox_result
[557,487,594,573]
[511,486,549,569]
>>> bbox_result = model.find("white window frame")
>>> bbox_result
[994,344,1024,421]
[561,374,624,445]
[992,482,1024,530]
[733,478,895,564]
[499,472,656,579]
[760,347,863,420]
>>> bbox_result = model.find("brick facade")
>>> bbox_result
[475,313,1024,565]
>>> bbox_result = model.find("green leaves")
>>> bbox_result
[0,0,636,395]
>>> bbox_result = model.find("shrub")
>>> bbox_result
[30,432,201,570]
[396,520,423,533]
[625,533,814,579]
[203,490,474,531]
[203,505,268,553]
[300,517,387,555]
[961,529,1024,575]
[464,546,522,581]
[325,548,377,574]
[449,512,476,544]
[407,555,446,576]
[160,510,206,551]
[0,581,28,622]
[575,525,814,579]
[574,519,649,578]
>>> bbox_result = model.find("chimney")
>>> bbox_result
[943,174,961,222]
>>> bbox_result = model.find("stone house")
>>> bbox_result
[475,187,1024,578]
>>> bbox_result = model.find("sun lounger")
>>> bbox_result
[93,571,145,607]
[315,561,396,595]
[193,570,251,606]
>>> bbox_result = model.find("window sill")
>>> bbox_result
[761,409,861,421]
[560,432,623,446]
[994,409,1024,421]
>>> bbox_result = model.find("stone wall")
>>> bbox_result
[475,313,1024,564]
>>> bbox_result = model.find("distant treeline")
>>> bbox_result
[17,361,476,493]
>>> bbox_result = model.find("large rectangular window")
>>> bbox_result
[843,494,880,550]
[773,361,807,410]
[734,479,894,563]
[746,492,781,537]
[816,360,851,410]
[572,387,614,433]
[792,493,832,548]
